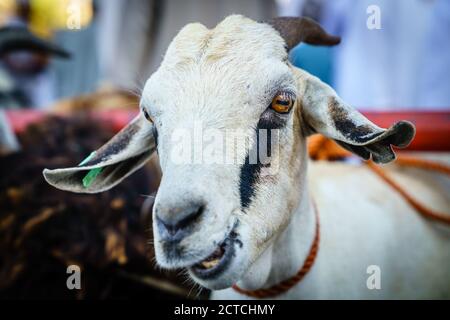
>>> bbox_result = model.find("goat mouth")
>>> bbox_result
[190,230,238,279]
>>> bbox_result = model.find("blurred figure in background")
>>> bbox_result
[0,0,91,108]
[1,0,276,109]
[417,0,450,109]
[277,0,450,110]
[2,0,449,110]
[0,14,70,152]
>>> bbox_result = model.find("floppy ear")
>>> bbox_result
[43,113,156,193]
[294,68,415,164]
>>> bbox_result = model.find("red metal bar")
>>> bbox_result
[360,110,450,151]
[4,109,450,151]
[5,109,138,133]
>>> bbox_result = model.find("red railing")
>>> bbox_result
[5,109,450,151]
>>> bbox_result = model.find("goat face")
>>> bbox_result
[43,15,415,290]
[141,16,308,289]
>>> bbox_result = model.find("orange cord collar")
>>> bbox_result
[232,200,320,298]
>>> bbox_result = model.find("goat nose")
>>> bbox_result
[155,202,204,241]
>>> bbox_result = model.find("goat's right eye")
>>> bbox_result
[270,91,295,114]
[142,108,153,123]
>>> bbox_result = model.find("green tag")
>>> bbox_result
[82,167,104,188]
[79,151,103,188]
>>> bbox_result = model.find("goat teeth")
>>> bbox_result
[201,259,220,269]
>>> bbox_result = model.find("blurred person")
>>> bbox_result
[0,25,70,108]
[417,0,450,108]
[0,25,69,157]
[2,0,277,108]
[0,0,95,108]
[277,0,450,110]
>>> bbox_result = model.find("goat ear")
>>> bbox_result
[43,113,156,193]
[295,68,415,164]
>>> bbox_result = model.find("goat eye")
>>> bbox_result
[142,108,153,123]
[270,92,295,113]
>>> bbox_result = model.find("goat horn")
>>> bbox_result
[0,26,70,58]
[267,17,341,50]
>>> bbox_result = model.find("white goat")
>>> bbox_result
[43,15,450,299]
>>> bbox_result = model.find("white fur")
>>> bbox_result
[43,14,449,299]
[137,15,450,299]
[213,161,450,299]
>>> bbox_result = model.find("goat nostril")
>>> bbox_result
[177,204,204,229]
[156,203,205,239]
[165,224,178,237]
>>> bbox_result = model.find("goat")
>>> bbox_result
[43,15,450,299]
